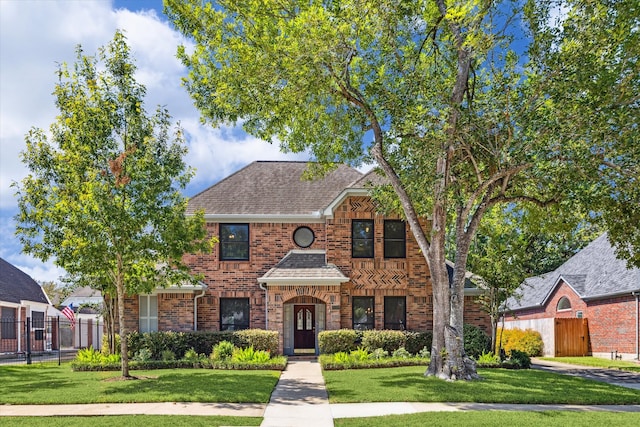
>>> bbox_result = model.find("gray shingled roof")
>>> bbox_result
[0,258,50,305]
[258,250,348,284]
[506,234,640,311]
[187,161,363,216]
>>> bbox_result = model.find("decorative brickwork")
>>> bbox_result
[123,194,490,354]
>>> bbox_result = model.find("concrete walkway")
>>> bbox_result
[2,359,640,423]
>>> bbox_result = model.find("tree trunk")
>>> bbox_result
[115,258,130,378]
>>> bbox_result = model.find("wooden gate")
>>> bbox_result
[555,318,589,357]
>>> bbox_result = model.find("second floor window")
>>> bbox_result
[384,220,406,258]
[220,224,249,260]
[352,220,374,258]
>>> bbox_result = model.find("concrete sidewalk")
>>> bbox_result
[2,359,640,422]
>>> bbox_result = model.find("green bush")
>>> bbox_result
[235,329,279,355]
[392,347,411,358]
[133,348,153,362]
[211,340,235,361]
[507,350,531,369]
[361,330,406,353]
[370,348,388,359]
[498,328,544,357]
[76,346,104,364]
[404,331,432,355]
[161,350,176,361]
[464,324,491,359]
[319,329,358,354]
[101,333,121,355]
[476,351,501,367]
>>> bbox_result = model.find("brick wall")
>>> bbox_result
[122,195,491,346]
[505,280,639,357]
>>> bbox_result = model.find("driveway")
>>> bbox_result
[531,358,640,390]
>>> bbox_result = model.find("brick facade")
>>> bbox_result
[123,195,490,354]
[505,280,640,358]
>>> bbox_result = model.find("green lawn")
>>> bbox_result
[0,364,280,404]
[323,366,640,404]
[0,416,261,427]
[334,411,640,427]
[539,357,640,372]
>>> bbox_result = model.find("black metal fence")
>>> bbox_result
[0,317,103,365]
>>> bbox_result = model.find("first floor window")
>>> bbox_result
[139,295,158,333]
[384,296,406,330]
[32,311,45,329]
[220,298,250,331]
[220,224,250,260]
[1,307,16,339]
[352,297,375,330]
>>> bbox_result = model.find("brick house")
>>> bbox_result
[502,234,640,360]
[124,161,489,355]
[0,257,53,353]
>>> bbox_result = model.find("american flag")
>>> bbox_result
[61,303,75,328]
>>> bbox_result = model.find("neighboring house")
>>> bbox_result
[123,161,489,355]
[60,286,104,349]
[502,234,640,360]
[0,257,53,353]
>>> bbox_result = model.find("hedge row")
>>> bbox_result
[126,329,279,360]
[318,325,491,359]
[318,329,432,355]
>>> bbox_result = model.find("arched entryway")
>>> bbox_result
[283,296,326,355]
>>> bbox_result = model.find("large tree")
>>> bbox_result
[165,0,638,380]
[14,31,211,378]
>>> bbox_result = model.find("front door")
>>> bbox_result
[293,305,315,349]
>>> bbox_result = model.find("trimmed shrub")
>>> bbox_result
[361,330,406,353]
[319,329,358,354]
[464,324,491,359]
[392,347,411,358]
[235,329,279,355]
[404,331,432,355]
[498,328,544,357]
[350,347,370,361]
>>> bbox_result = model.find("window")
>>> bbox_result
[220,224,250,260]
[1,307,16,339]
[557,297,571,311]
[384,296,406,330]
[384,220,406,258]
[32,311,45,329]
[139,295,158,333]
[352,297,375,330]
[352,220,374,258]
[220,298,250,331]
[293,226,315,248]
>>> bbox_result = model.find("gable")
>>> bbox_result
[0,258,49,305]
[505,233,640,312]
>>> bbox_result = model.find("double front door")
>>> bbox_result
[293,305,315,349]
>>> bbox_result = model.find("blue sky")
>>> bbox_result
[0,0,308,283]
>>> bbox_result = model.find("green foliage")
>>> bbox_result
[318,329,358,354]
[506,350,531,369]
[73,346,121,368]
[350,347,370,362]
[235,329,279,355]
[76,346,104,364]
[361,330,406,354]
[392,347,411,359]
[404,331,432,355]
[13,31,212,377]
[463,324,491,359]
[133,348,153,362]
[160,350,176,362]
[476,351,501,367]
[230,346,272,364]
[370,348,388,360]
[498,328,544,357]
[418,347,431,359]
[211,340,235,361]
[102,333,121,356]
[183,348,203,362]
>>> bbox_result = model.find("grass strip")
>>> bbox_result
[334,411,640,427]
[323,366,640,404]
[0,415,261,427]
[0,364,279,404]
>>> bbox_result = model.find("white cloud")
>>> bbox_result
[0,0,299,282]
